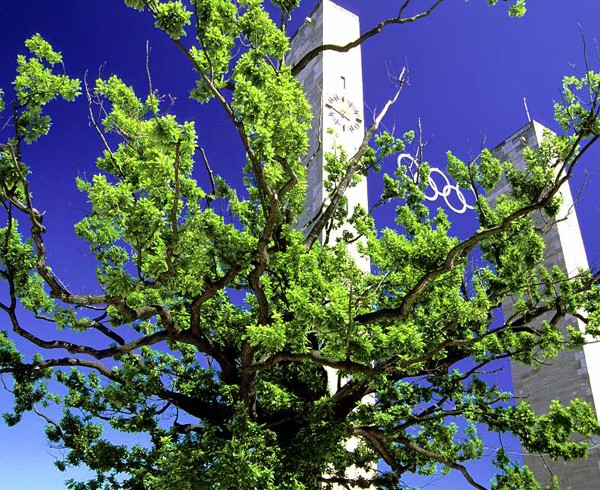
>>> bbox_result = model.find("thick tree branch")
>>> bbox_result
[351,426,409,475]
[190,265,241,335]
[160,388,234,428]
[290,0,445,76]
[246,351,373,375]
[188,265,242,381]
[89,313,125,346]
[1,356,120,381]
[7,308,169,360]
[395,434,488,490]
[355,135,599,325]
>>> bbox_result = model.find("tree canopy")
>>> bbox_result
[1,1,600,489]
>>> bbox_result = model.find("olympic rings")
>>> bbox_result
[396,153,476,215]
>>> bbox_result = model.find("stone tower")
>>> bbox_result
[490,120,600,487]
[288,3,373,487]
[288,0,369,272]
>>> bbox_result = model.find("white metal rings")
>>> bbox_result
[397,153,476,215]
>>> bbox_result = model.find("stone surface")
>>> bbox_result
[289,0,369,272]
[490,121,600,488]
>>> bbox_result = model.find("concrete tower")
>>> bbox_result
[490,121,600,488]
[289,3,373,487]
[288,0,369,272]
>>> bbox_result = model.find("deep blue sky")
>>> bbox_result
[1,0,600,488]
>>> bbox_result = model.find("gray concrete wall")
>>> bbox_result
[490,121,600,488]
[289,2,325,234]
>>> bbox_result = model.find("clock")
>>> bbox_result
[325,94,362,133]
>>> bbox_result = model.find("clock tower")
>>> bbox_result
[288,3,374,487]
[288,0,369,272]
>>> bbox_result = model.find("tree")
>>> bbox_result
[1,0,600,488]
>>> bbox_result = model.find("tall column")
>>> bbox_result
[490,120,600,488]
[288,0,369,272]
[289,3,373,488]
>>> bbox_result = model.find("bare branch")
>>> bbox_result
[305,68,408,249]
[1,356,119,381]
[84,73,124,178]
[33,407,62,436]
[146,40,153,98]
[291,1,445,76]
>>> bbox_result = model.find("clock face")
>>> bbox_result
[325,94,362,133]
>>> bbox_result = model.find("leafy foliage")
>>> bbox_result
[1,1,600,489]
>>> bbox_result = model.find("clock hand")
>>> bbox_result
[325,103,350,121]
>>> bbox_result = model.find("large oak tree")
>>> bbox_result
[1,1,600,488]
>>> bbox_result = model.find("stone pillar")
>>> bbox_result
[490,120,600,488]
[288,0,369,272]
[289,3,373,488]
